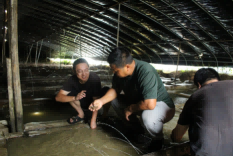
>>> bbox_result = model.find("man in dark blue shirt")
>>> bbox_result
[171,68,233,156]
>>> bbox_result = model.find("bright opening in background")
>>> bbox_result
[151,63,233,75]
[48,58,233,75]
[49,58,108,66]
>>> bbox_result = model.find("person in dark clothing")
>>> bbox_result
[55,58,108,129]
[171,68,233,156]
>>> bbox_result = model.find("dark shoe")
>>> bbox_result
[136,134,152,145]
[147,138,164,153]
[67,116,84,124]
[126,133,152,145]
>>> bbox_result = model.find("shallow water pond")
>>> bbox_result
[6,103,189,156]
[6,84,193,156]
[7,124,141,156]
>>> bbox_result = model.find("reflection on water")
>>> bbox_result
[32,112,43,116]
[22,102,77,124]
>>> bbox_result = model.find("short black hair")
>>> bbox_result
[194,68,220,87]
[107,48,133,68]
[73,58,89,71]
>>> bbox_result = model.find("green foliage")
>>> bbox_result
[63,60,71,65]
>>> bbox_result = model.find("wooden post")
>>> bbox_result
[25,44,33,64]
[49,37,51,59]
[7,0,11,59]
[37,39,43,65]
[9,0,23,132]
[2,0,7,65]
[116,4,121,47]
[45,46,47,63]
[30,49,31,63]
[35,42,38,66]
[60,42,61,69]
[6,58,16,132]
[174,43,181,85]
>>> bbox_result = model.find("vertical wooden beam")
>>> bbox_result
[30,49,31,63]
[7,0,11,58]
[116,4,121,47]
[45,46,47,63]
[6,58,16,132]
[25,44,33,64]
[79,23,82,57]
[49,37,51,59]
[37,39,43,65]
[60,42,61,69]
[2,0,7,65]
[35,42,38,66]
[174,43,181,85]
[9,0,23,132]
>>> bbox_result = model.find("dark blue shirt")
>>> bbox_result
[178,80,233,156]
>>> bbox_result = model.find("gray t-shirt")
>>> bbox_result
[178,80,233,156]
[112,59,174,108]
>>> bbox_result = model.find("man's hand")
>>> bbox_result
[89,99,104,111]
[124,106,133,121]
[75,90,86,101]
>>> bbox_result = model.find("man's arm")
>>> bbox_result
[99,88,117,105]
[93,96,99,100]
[55,90,74,102]
[171,124,189,142]
[55,89,86,102]
[89,88,117,111]
[128,99,157,113]
[171,97,193,142]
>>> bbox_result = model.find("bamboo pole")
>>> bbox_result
[79,23,82,57]
[116,4,121,47]
[30,50,31,63]
[174,43,181,85]
[37,39,43,65]
[2,0,7,65]
[7,0,11,61]
[25,44,33,64]
[9,0,23,132]
[49,37,51,59]
[60,41,61,69]
[35,42,38,66]
[6,58,16,132]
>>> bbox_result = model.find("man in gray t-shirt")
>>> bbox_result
[171,68,233,156]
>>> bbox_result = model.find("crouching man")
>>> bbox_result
[55,58,107,129]
[171,68,233,156]
[89,48,175,152]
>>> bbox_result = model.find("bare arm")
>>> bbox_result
[55,90,74,102]
[99,88,117,105]
[171,124,189,142]
[55,89,86,102]
[93,96,99,101]
[128,99,157,113]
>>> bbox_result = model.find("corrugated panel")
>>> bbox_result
[1,0,233,66]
